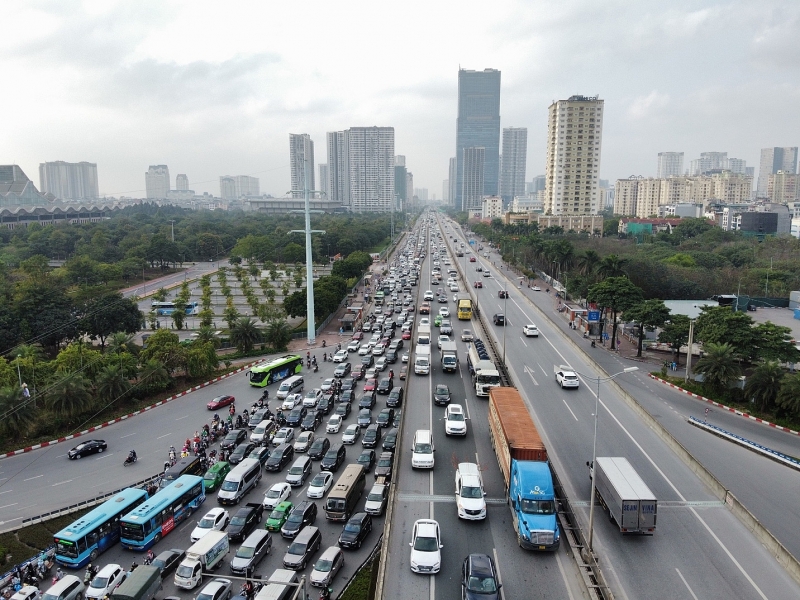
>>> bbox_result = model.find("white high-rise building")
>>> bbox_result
[145,165,170,199]
[462,147,485,212]
[39,161,99,201]
[289,134,315,197]
[727,158,747,175]
[318,164,329,200]
[175,174,189,191]
[758,147,799,197]
[767,171,799,204]
[656,152,683,178]
[442,179,449,203]
[219,175,259,200]
[500,127,527,204]
[690,152,728,175]
[414,188,429,202]
[544,95,604,215]
[348,126,395,212]
[326,131,351,207]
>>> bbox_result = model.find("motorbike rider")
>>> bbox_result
[127,450,137,463]
[144,549,155,565]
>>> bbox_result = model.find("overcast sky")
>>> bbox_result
[3,0,799,199]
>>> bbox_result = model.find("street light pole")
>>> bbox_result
[502,292,507,366]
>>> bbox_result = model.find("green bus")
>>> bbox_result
[248,354,303,387]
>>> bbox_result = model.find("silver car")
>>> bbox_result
[310,546,345,588]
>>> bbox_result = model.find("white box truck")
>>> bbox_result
[439,341,458,372]
[588,456,657,535]
[174,530,229,589]
[414,345,431,375]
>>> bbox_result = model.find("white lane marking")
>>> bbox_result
[524,366,539,386]
[537,362,547,375]
[23,475,43,481]
[555,551,577,600]
[520,338,527,347]
[493,548,506,600]
[561,399,579,422]
[157,433,172,439]
[0,489,12,495]
[176,415,189,421]
[463,394,472,421]
[95,454,112,460]
[676,569,700,600]
[120,433,137,439]
[52,480,73,487]
[0,503,19,509]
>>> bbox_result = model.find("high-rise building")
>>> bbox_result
[727,158,747,175]
[289,134,315,197]
[500,127,527,205]
[526,175,546,194]
[406,171,414,206]
[461,147,486,212]
[318,164,329,200]
[448,158,457,207]
[690,152,728,175]
[175,174,189,191]
[758,147,798,197]
[326,131,351,207]
[767,171,799,204]
[442,179,449,203]
[544,95,605,215]
[348,126,395,212]
[145,165,170,199]
[455,68,501,211]
[219,175,260,200]
[414,188,429,202]
[38,161,99,201]
[656,152,683,178]
[395,164,407,209]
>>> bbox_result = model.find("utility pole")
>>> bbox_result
[169,220,175,242]
[685,319,695,383]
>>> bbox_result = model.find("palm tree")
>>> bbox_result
[576,250,601,276]
[597,254,628,279]
[138,359,171,392]
[776,374,800,418]
[264,320,291,350]
[693,343,742,394]
[230,317,261,353]
[46,374,94,418]
[0,386,33,440]
[95,364,131,402]
[107,332,135,356]
[743,361,785,412]
[195,326,221,348]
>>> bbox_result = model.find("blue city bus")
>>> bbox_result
[120,475,205,550]
[53,487,149,568]
[151,301,199,316]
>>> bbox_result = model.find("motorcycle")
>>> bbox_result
[313,364,318,373]
[123,455,137,467]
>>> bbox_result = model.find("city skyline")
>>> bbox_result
[3,1,799,199]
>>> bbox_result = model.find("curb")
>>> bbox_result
[0,359,267,460]
[649,374,800,437]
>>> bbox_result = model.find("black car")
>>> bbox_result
[358,393,376,410]
[308,437,330,461]
[375,408,394,428]
[334,402,352,418]
[392,410,402,428]
[248,446,271,468]
[357,449,376,473]
[68,439,107,459]
[228,442,257,465]
[341,378,356,391]
[338,512,373,550]
[228,503,264,542]
[301,411,322,432]
[462,554,502,600]
[248,407,271,428]
[339,389,354,404]
[361,424,382,449]
[151,548,185,578]
[374,451,394,481]
[387,387,404,408]
[281,501,318,539]
[316,396,334,415]
[377,378,392,395]
[382,428,398,452]
[265,443,295,472]
[433,384,451,406]
[360,354,374,367]
[389,339,404,351]
[333,362,352,378]
[357,408,372,428]
[321,443,347,472]
[385,350,398,363]
[285,406,308,427]
[221,429,248,451]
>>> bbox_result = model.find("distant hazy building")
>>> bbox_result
[767,171,799,204]
[448,157,457,207]
[442,179,449,203]
[348,126,395,212]
[0,165,53,208]
[406,171,414,206]
[500,127,527,205]
[656,152,683,178]
[414,188,428,202]
[318,164,329,199]
[289,133,315,197]
[175,174,189,191]
[455,68,501,211]
[727,158,747,175]
[526,175,546,194]
[326,131,351,207]
[758,147,798,197]
[145,165,170,199]
[220,175,260,200]
[481,195,503,220]
[614,177,641,216]
[690,152,728,175]
[461,147,486,212]
[395,163,408,209]
[544,95,604,215]
[39,161,99,201]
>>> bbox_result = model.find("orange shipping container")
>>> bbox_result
[488,388,547,485]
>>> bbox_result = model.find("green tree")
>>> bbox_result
[695,306,755,361]
[776,374,800,419]
[693,342,742,393]
[46,373,94,419]
[186,342,217,379]
[587,277,643,348]
[78,292,143,350]
[264,320,291,350]
[137,359,171,394]
[107,332,136,356]
[95,364,131,402]
[752,322,800,364]
[195,326,221,348]
[198,307,215,328]
[624,299,671,357]
[658,314,691,366]
[53,343,104,379]
[575,250,601,276]
[596,254,628,279]
[138,329,187,374]
[171,298,187,330]
[195,233,224,261]
[0,386,33,439]
[223,298,240,331]
[230,317,261,353]
[743,361,784,412]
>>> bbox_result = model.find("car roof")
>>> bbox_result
[205,507,227,516]
[414,519,439,537]
[447,405,464,414]
[467,553,494,575]
[319,546,342,561]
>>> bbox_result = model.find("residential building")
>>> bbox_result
[442,179,449,203]
[618,218,684,236]
[348,126,395,212]
[659,203,704,218]
[461,147,485,212]
[38,161,99,201]
[657,152,684,178]
[318,164,329,200]
[448,157,457,207]
[414,188,429,202]
[712,171,752,203]
[327,130,351,207]
[526,175,546,194]
[614,177,641,216]
[758,147,798,197]
[727,158,747,175]
[544,95,604,215]
[220,175,259,200]
[175,174,189,191]
[395,163,407,209]
[395,155,405,167]
[406,171,414,206]
[635,178,663,218]
[510,195,543,213]
[454,68,501,211]
[537,214,603,234]
[289,133,315,197]
[481,196,503,220]
[689,152,728,175]
[145,165,170,199]
[500,127,527,205]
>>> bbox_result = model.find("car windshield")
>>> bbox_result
[435,386,448,395]
[287,542,306,555]
[367,492,384,502]
[344,522,361,533]
[269,509,286,519]
[311,474,327,485]
[324,450,338,459]
[266,488,281,498]
[461,486,483,499]
[314,559,332,572]
[467,575,497,593]
[378,458,391,467]
[231,516,246,526]
[197,593,215,600]
[413,535,438,552]
[90,577,109,588]
[198,517,214,528]
[289,466,303,475]
[236,546,255,558]
[448,412,465,421]
[287,513,303,523]
[520,499,555,514]
[414,443,432,454]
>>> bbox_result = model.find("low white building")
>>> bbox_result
[481,195,503,220]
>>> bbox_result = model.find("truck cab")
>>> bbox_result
[510,461,560,551]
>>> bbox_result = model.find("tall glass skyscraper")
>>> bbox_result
[455,68,501,211]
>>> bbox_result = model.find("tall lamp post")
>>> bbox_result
[578,366,639,556]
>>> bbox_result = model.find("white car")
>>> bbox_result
[437,335,451,349]
[532,285,541,291]
[263,482,292,509]
[409,519,443,574]
[327,414,343,433]
[555,365,580,388]
[281,393,301,411]
[10,587,40,600]
[307,471,334,499]
[424,290,434,301]
[419,317,430,327]
[196,579,231,600]
[444,404,467,436]
[320,378,335,393]
[371,344,385,356]
[455,463,486,520]
[342,424,361,445]
[303,388,323,408]
[333,350,348,363]
[294,430,315,452]
[358,344,372,356]
[191,507,229,543]
[347,340,361,352]
[272,427,294,447]
[439,307,450,317]
[523,324,539,337]
[86,564,125,600]
[401,352,409,363]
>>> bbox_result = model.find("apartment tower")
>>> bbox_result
[326,131,351,207]
[758,147,799,197]
[39,161,99,201]
[145,165,170,199]
[289,133,315,197]
[500,127,528,205]
[348,126,395,212]
[656,152,684,178]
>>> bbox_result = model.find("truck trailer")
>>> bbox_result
[589,457,657,535]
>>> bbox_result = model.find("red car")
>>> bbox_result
[207,394,235,410]
[469,256,476,262]
[353,365,366,381]
[474,281,483,288]
[352,331,364,341]
[364,378,377,392]
[402,330,411,340]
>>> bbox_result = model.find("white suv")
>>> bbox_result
[411,429,434,469]
[455,463,486,520]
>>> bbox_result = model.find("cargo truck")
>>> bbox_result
[588,457,657,534]
[414,345,431,375]
[439,341,458,372]
[174,530,229,589]
[466,345,501,397]
[110,566,161,600]
[488,387,560,551]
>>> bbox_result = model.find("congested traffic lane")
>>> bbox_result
[441,216,800,599]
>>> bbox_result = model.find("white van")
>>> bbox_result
[276,375,304,400]
[411,429,435,469]
[217,458,262,505]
